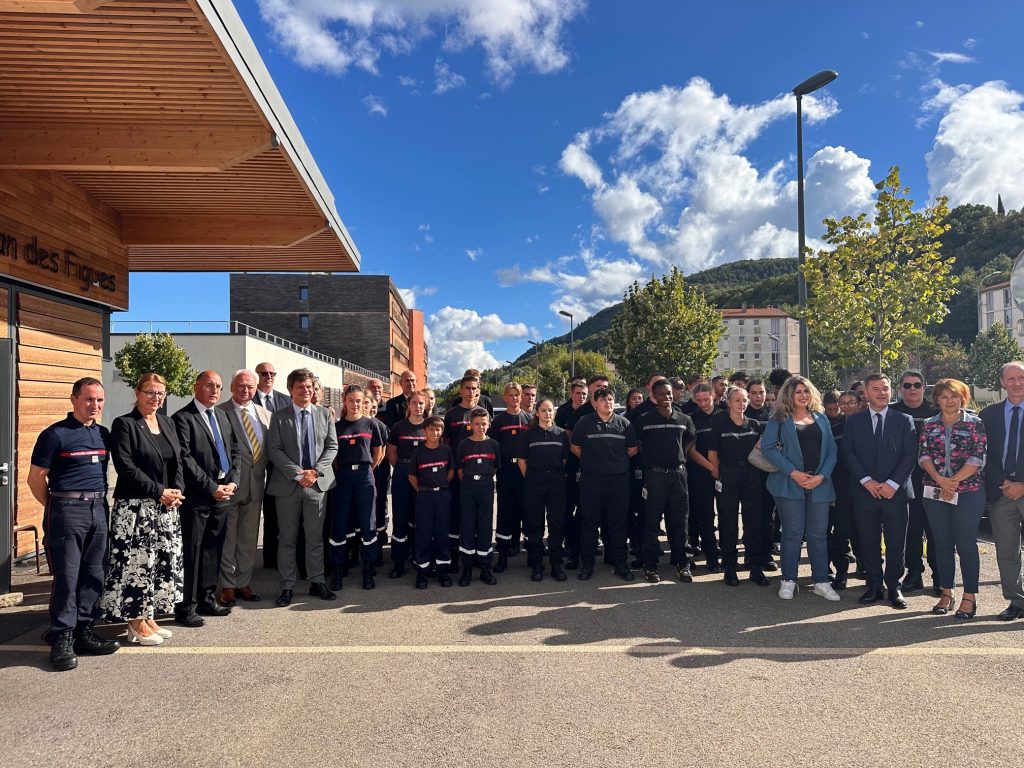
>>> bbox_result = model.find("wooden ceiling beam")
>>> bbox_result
[0,0,111,12]
[0,124,272,172]
[121,214,329,248]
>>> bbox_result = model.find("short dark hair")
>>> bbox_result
[691,383,713,395]
[72,377,103,396]
[768,368,791,389]
[587,374,609,387]
[728,370,747,383]
[593,386,615,401]
[423,415,444,430]
[469,407,489,420]
[652,380,672,395]
[899,369,925,383]
[570,379,587,390]
[822,389,841,405]
[287,368,315,390]
[864,373,890,386]
[747,378,765,388]
[460,376,480,387]
[668,377,686,389]
[711,375,725,384]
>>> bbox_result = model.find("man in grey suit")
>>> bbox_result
[254,361,291,569]
[217,369,272,606]
[266,367,338,606]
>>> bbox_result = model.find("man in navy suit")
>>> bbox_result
[840,373,918,609]
[254,361,291,569]
[979,361,1024,621]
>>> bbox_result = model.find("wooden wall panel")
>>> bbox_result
[0,288,7,338]
[13,292,102,555]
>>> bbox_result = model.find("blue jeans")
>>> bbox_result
[923,489,985,592]
[774,494,831,583]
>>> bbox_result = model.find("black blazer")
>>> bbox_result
[110,408,186,502]
[172,400,240,509]
[840,407,918,500]
[980,400,1024,502]
[254,389,290,412]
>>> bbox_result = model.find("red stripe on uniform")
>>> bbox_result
[59,450,107,457]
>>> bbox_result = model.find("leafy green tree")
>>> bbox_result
[968,322,1022,391]
[906,334,970,383]
[802,167,958,371]
[609,267,723,384]
[809,359,841,394]
[505,344,615,401]
[113,332,196,397]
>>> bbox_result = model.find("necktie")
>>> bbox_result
[240,409,262,462]
[1006,405,1021,477]
[873,412,884,456]
[299,409,313,470]
[206,408,231,475]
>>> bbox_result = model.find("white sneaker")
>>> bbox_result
[812,582,841,602]
[778,580,798,600]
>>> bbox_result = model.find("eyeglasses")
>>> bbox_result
[257,371,276,378]
[141,390,166,399]
[902,382,924,390]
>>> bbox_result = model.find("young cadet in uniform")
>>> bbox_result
[556,379,589,568]
[745,379,772,421]
[456,408,501,586]
[634,379,697,583]
[745,377,778,572]
[708,386,769,587]
[386,390,427,578]
[571,386,639,581]
[331,385,385,591]
[669,378,688,412]
[520,383,538,416]
[408,416,455,588]
[519,398,570,581]
[28,377,120,671]
[366,390,392,560]
[444,376,481,571]
[685,383,720,572]
[489,382,531,571]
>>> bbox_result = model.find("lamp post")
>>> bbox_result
[559,309,575,379]
[793,69,838,378]
[528,339,541,367]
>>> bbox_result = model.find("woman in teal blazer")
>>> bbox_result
[761,375,840,601]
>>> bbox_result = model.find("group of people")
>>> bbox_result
[29,360,1024,672]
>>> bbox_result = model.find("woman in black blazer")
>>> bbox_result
[99,373,186,646]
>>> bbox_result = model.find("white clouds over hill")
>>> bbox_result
[426,306,529,383]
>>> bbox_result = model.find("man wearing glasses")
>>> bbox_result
[254,362,289,568]
[891,370,940,594]
[253,363,290,412]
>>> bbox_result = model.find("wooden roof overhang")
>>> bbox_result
[0,0,361,272]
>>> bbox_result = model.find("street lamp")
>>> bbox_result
[558,309,575,379]
[528,339,541,366]
[793,69,838,378]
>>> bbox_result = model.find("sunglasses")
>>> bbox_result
[257,371,276,377]
[901,382,924,389]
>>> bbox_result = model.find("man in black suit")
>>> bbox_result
[840,372,917,609]
[979,361,1024,621]
[173,370,240,626]
[254,361,290,569]
[383,369,418,427]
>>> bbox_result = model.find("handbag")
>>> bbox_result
[748,439,779,473]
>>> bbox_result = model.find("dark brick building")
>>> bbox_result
[230,273,428,393]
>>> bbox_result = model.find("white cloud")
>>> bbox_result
[926,80,1024,210]
[396,284,437,308]
[466,247,482,261]
[963,38,977,49]
[559,77,873,274]
[257,0,585,86]
[928,51,976,65]
[426,306,529,383]
[362,94,388,116]
[434,57,466,94]
[915,20,925,28]
[398,74,417,87]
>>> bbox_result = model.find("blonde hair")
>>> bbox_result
[136,372,167,391]
[772,375,823,421]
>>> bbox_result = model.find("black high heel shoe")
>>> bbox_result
[932,590,955,615]
[955,596,977,620]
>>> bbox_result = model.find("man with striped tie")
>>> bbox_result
[217,369,272,607]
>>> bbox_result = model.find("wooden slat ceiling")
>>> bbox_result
[0,0,358,272]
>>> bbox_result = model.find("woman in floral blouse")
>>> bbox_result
[918,378,987,619]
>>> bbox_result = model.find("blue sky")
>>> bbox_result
[118,1,1024,383]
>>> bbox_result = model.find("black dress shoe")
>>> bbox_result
[997,603,1024,621]
[493,554,509,573]
[889,589,908,609]
[388,564,405,579]
[362,563,376,591]
[50,630,78,672]
[578,565,594,581]
[551,565,568,582]
[309,582,337,601]
[415,570,429,589]
[459,566,474,587]
[614,565,636,582]
[831,576,848,591]
[175,611,206,627]
[723,568,740,587]
[73,625,120,655]
[762,560,779,572]
[858,587,885,604]
[197,601,231,617]
[530,566,544,582]
[706,561,721,574]
[275,590,293,607]
[902,573,924,592]
[479,567,497,585]
[438,570,453,587]
[749,569,770,587]
[330,571,344,591]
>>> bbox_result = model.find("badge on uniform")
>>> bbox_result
[512,429,517,436]
[412,441,418,446]
[466,424,472,431]
[349,439,356,445]
[91,455,100,463]
[432,467,438,472]
[477,458,482,464]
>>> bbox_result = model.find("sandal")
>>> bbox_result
[955,595,977,620]
[932,590,955,615]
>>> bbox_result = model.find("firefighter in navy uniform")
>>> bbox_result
[456,408,501,586]
[685,383,721,572]
[385,390,428,578]
[634,380,697,583]
[443,376,480,572]
[408,416,455,589]
[489,382,531,572]
[27,377,120,671]
[519,398,570,581]
[555,379,588,568]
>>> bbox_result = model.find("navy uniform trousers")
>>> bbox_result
[415,488,451,568]
[42,496,107,644]
[579,472,629,568]
[390,463,415,565]
[525,469,566,568]
[642,467,690,570]
[331,465,379,568]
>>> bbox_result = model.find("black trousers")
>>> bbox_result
[178,501,229,615]
[496,462,525,555]
[448,475,462,552]
[261,491,279,569]
[827,478,858,574]
[755,470,775,564]
[42,496,107,643]
[852,494,909,591]
[525,470,566,567]
[905,477,937,577]
[579,472,629,568]
[686,462,718,564]
[373,461,391,538]
[563,460,582,557]
[628,467,645,553]
[459,476,495,566]
[642,468,690,569]
[716,464,762,568]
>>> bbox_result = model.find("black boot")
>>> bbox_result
[415,569,429,589]
[438,567,453,587]
[831,560,849,590]
[550,563,567,582]
[73,624,120,656]
[330,568,344,591]
[565,552,579,570]
[459,564,474,587]
[388,561,405,579]
[748,568,770,587]
[449,549,461,574]
[479,566,497,585]
[362,561,376,590]
[493,553,509,573]
[724,566,740,586]
[530,564,544,582]
[50,630,77,672]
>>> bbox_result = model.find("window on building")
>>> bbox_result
[737,319,745,326]
[1005,288,1011,306]
[299,286,309,302]
[771,352,780,368]
[754,353,761,360]
[771,318,780,334]
[738,336,746,343]
[753,336,760,343]
[299,314,310,330]
[738,353,746,360]
[1005,309,1013,327]
[987,292,994,311]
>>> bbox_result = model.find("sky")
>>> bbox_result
[116,0,1024,384]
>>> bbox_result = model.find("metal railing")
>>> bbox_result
[110,319,388,382]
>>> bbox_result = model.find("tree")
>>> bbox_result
[905,334,970,383]
[802,167,958,371]
[968,323,1021,391]
[998,194,1006,216]
[609,267,724,384]
[809,358,841,394]
[113,332,196,397]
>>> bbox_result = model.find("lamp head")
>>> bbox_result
[793,70,838,96]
